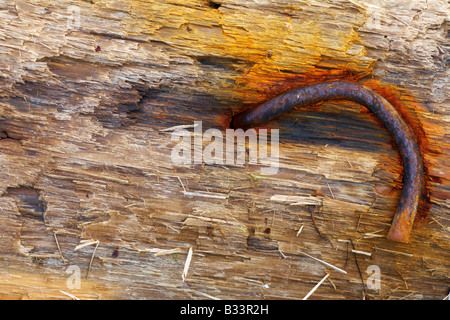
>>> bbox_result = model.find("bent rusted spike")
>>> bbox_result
[232,81,423,243]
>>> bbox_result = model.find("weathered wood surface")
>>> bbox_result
[0,0,448,300]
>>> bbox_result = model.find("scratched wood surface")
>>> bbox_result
[0,0,448,300]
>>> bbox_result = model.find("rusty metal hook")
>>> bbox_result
[231,81,423,243]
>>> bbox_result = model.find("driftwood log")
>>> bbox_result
[0,0,448,300]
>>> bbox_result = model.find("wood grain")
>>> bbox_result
[0,0,448,300]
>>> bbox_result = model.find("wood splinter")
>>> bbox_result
[309,205,334,248]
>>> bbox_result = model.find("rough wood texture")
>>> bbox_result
[0,0,448,300]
